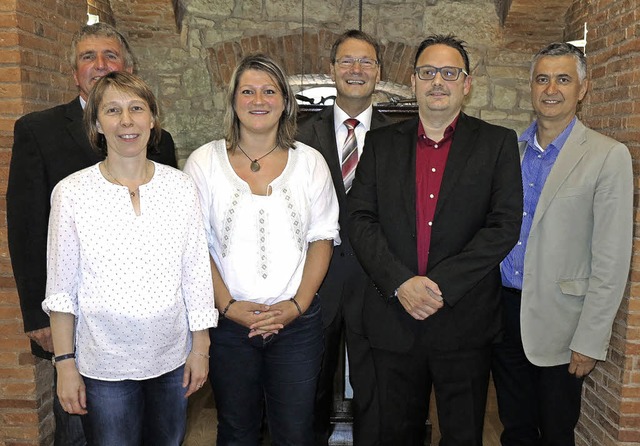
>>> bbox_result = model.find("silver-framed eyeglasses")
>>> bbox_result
[335,57,379,70]
[415,65,468,81]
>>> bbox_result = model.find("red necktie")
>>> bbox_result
[341,118,359,192]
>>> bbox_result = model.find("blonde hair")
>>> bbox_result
[224,54,298,150]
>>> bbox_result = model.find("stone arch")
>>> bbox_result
[206,29,418,95]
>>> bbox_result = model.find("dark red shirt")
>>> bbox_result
[416,116,458,275]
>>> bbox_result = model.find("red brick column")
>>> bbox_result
[565,0,640,444]
[0,1,84,444]
[87,0,115,23]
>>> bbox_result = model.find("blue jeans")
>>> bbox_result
[210,296,323,446]
[81,365,188,446]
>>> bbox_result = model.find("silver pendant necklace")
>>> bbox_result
[237,144,278,172]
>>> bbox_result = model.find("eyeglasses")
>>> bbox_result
[414,65,468,81]
[335,57,379,70]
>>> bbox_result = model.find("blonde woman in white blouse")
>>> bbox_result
[184,54,339,445]
[43,72,217,446]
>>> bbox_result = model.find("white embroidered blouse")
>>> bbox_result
[184,140,340,305]
[42,162,217,381]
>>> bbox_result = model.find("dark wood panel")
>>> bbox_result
[297,104,418,124]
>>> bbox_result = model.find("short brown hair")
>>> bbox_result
[330,29,382,66]
[84,71,161,156]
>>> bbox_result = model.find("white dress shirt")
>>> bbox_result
[333,103,373,163]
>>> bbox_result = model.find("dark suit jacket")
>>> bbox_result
[348,113,523,352]
[7,97,177,358]
[297,106,392,329]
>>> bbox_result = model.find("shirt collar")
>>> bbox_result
[519,116,577,153]
[333,103,373,132]
[79,96,87,110]
[417,113,460,143]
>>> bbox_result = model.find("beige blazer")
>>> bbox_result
[520,119,633,367]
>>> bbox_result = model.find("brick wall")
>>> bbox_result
[207,30,418,89]
[87,0,114,24]
[138,0,541,163]
[0,0,85,444]
[565,0,640,444]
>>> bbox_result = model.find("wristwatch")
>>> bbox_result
[51,352,75,366]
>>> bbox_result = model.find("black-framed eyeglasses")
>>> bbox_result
[414,65,468,81]
[335,57,379,70]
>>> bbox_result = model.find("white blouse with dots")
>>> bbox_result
[184,139,340,305]
[43,162,217,381]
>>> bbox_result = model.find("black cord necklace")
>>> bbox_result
[237,144,278,172]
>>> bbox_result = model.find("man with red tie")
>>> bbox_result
[297,29,391,446]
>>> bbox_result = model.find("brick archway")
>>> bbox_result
[206,30,418,90]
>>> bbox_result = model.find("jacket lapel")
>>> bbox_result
[530,119,588,231]
[434,113,476,216]
[393,118,419,224]
[65,97,102,163]
[312,107,345,197]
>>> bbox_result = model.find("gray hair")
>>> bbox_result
[70,22,135,71]
[531,42,586,82]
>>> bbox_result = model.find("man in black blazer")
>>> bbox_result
[6,22,176,446]
[348,34,522,445]
[297,30,392,446]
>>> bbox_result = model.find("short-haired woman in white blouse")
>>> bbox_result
[184,54,339,445]
[43,72,217,446]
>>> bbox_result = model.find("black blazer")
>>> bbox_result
[7,97,177,358]
[348,114,523,352]
[297,106,392,328]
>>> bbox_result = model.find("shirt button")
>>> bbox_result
[538,154,542,159]
[523,211,527,216]
[434,144,439,149]
[517,241,522,245]
[431,168,436,172]
[529,183,534,187]
[429,194,434,199]
[428,221,433,226]
[515,271,520,275]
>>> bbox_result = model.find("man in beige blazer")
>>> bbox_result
[492,42,633,446]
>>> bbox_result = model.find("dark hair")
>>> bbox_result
[224,54,297,150]
[70,22,135,71]
[531,42,587,82]
[414,34,470,73]
[330,29,382,66]
[84,71,162,156]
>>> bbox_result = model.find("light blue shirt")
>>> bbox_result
[501,117,577,289]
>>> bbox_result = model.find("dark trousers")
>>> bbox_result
[314,302,379,446]
[372,336,491,446]
[346,324,379,446]
[492,287,584,446]
[53,368,87,446]
[313,306,343,446]
[210,297,324,446]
